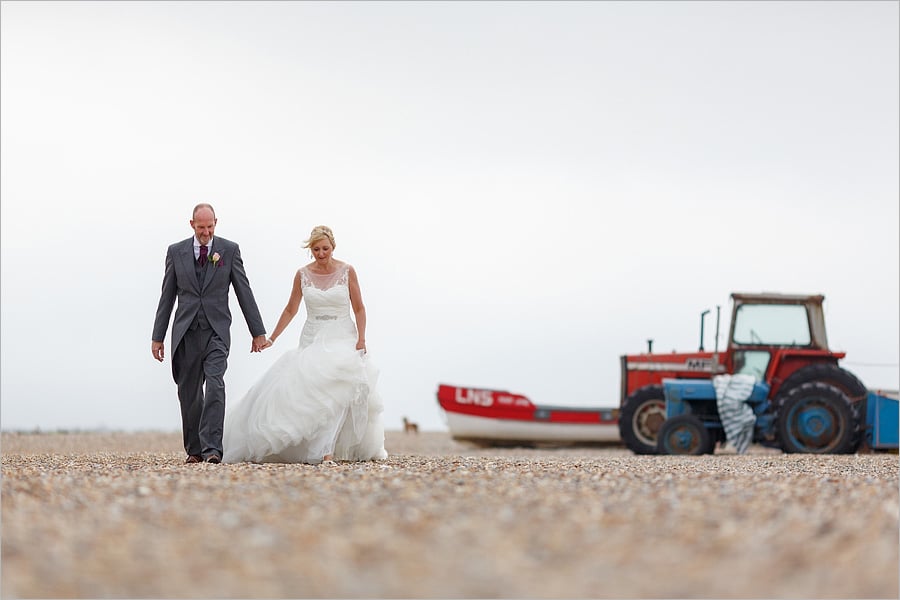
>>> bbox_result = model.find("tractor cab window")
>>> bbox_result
[732,304,811,346]
[733,350,770,379]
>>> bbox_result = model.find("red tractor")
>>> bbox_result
[618,292,869,454]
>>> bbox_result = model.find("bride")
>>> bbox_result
[223,225,387,464]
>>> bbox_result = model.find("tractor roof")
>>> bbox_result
[731,292,825,305]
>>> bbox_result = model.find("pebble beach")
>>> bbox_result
[2,430,897,599]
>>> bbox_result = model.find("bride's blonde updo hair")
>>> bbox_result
[303,225,336,249]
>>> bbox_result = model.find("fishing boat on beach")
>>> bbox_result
[437,384,621,445]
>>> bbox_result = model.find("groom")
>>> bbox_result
[151,203,268,464]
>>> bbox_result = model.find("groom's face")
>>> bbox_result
[190,210,217,245]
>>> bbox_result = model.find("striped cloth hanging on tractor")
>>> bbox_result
[713,374,758,454]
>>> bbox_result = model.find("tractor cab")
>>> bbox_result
[722,293,845,398]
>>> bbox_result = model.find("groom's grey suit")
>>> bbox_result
[153,236,266,460]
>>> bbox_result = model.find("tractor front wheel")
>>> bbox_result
[775,382,860,454]
[657,415,714,455]
[619,385,666,455]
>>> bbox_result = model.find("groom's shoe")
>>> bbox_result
[204,454,222,464]
[185,455,202,464]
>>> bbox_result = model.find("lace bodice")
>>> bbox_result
[299,264,353,328]
[300,264,350,291]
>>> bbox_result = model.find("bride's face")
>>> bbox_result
[311,239,334,263]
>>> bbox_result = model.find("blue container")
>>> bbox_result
[866,391,899,449]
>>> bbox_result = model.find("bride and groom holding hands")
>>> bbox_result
[151,203,387,465]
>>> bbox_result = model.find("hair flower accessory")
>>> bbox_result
[211,252,221,267]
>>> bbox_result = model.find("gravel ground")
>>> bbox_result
[2,431,897,599]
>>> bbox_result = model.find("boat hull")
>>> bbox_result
[437,384,621,444]
[445,411,621,443]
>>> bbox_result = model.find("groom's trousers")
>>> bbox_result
[172,318,229,459]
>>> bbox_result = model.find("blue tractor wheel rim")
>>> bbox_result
[786,397,842,451]
[664,424,701,453]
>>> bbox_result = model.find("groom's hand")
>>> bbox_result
[251,335,267,353]
[151,341,165,362]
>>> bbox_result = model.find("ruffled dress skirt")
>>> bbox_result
[222,317,387,464]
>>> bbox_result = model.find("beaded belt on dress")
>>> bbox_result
[313,315,339,320]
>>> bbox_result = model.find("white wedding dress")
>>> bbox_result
[223,265,387,464]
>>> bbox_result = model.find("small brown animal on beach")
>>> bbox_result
[403,417,419,434]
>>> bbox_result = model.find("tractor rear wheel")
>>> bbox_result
[619,384,666,455]
[657,415,714,455]
[775,382,860,454]
[777,363,867,401]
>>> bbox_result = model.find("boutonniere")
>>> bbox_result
[211,252,222,267]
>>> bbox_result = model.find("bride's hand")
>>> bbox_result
[356,340,366,353]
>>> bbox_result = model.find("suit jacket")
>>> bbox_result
[152,236,266,354]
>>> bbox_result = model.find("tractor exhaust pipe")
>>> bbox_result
[714,305,721,353]
[699,310,710,351]
[712,305,721,371]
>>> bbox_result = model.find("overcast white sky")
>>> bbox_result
[2,1,898,433]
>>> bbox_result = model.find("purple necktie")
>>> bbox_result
[198,244,208,267]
